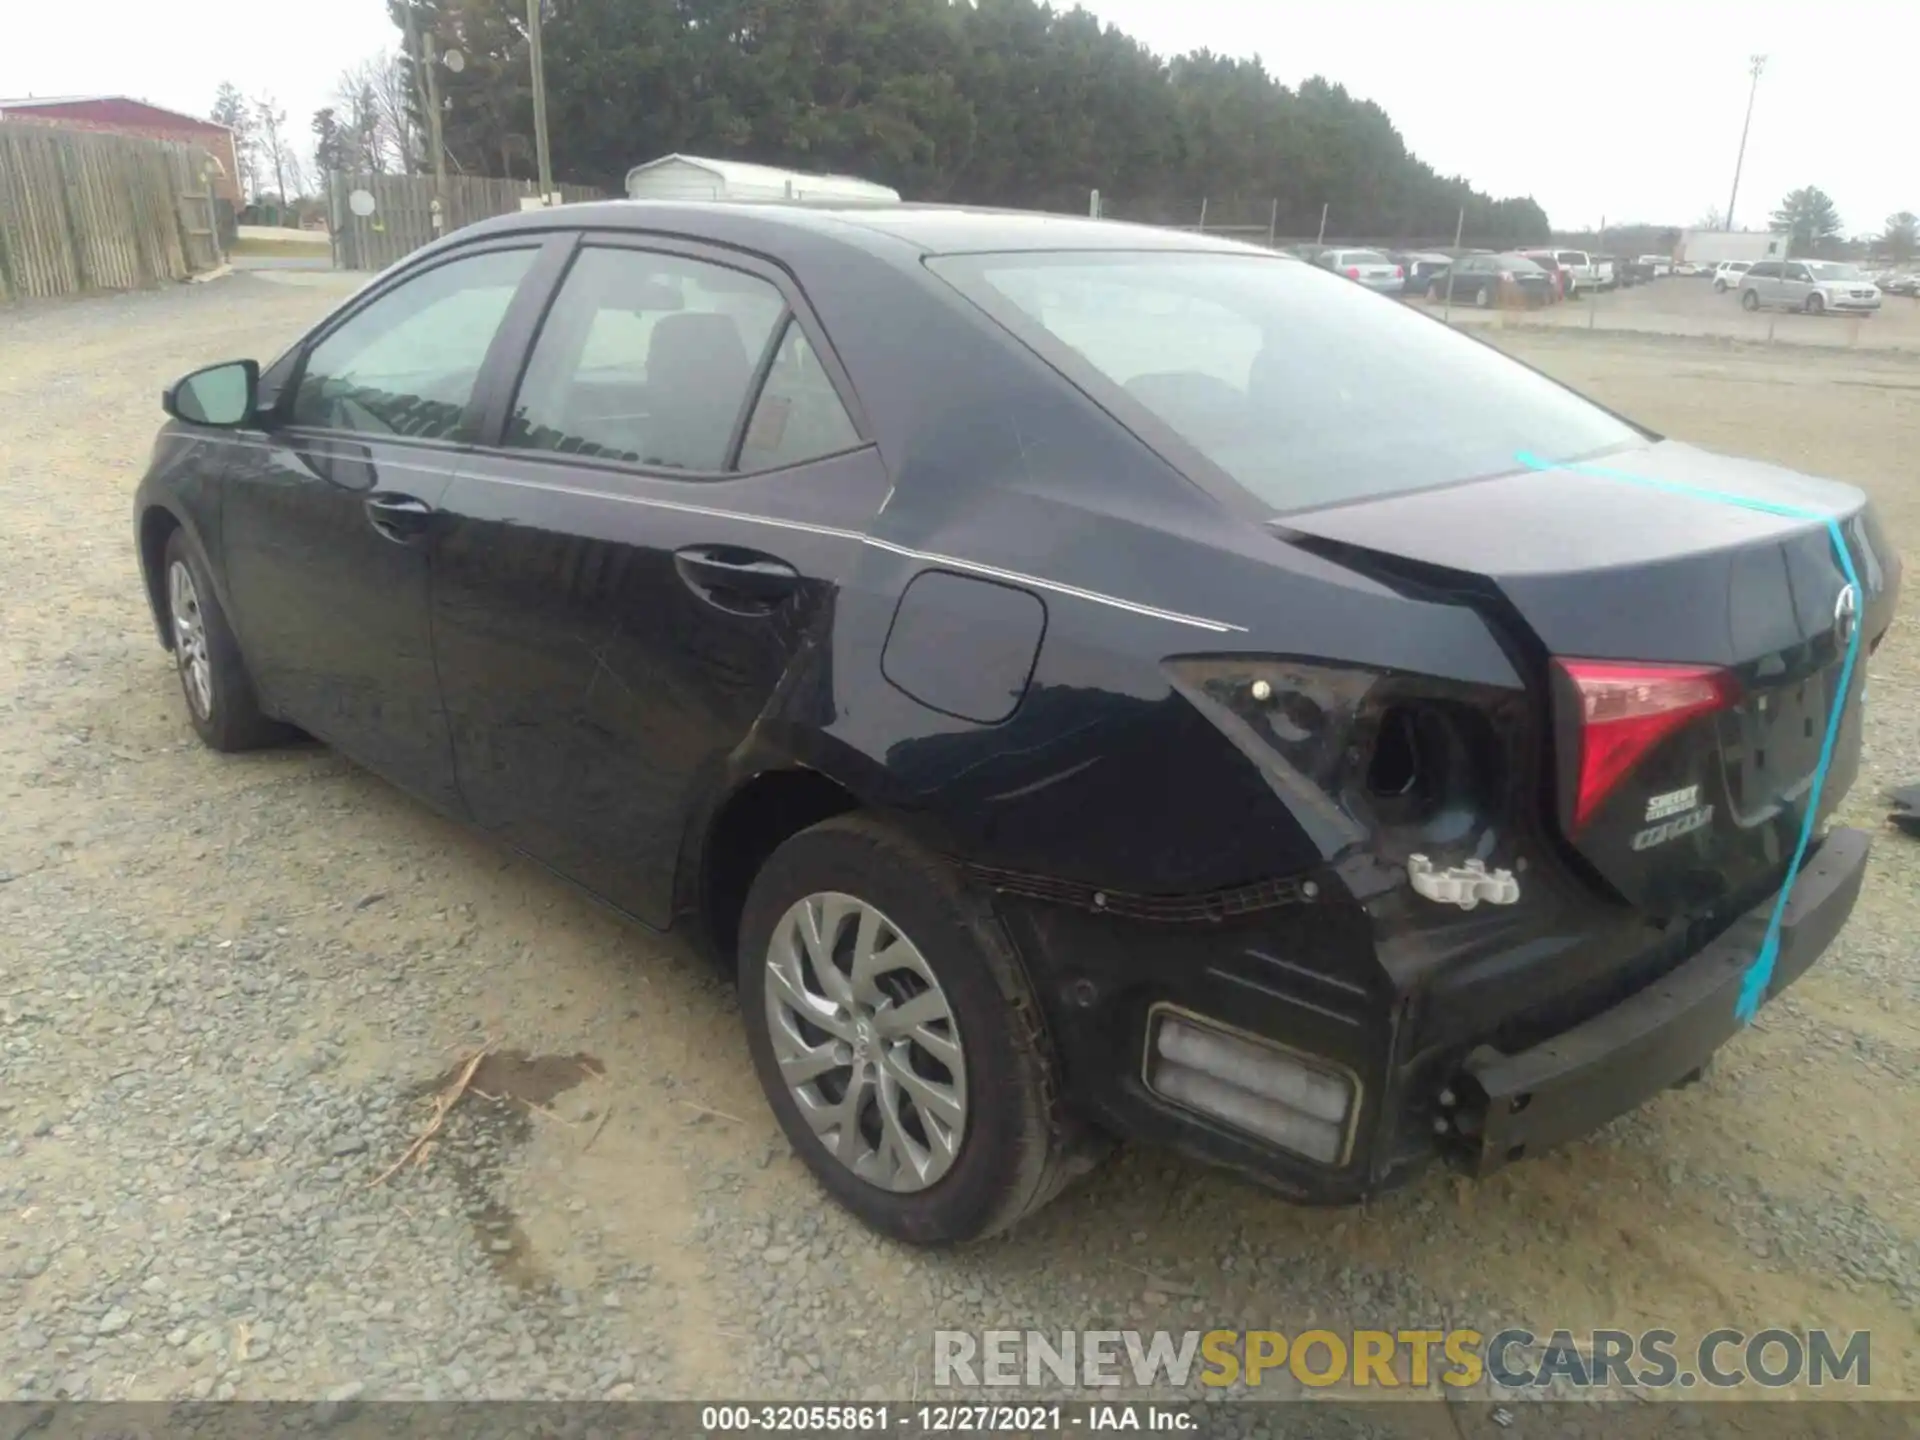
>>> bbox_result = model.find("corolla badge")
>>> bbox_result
[1834,583,1860,645]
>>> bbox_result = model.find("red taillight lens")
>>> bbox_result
[1394,265,1404,278]
[1556,659,1736,829]
[1346,266,1361,279]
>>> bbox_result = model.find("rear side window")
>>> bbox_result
[737,320,861,471]
[508,246,785,471]
[292,247,536,439]
[928,251,1640,513]
[1748,262,1782,279]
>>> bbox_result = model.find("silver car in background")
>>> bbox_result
[1738,259,1882,315]
[1315,247,1406,294]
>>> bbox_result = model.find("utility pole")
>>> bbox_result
[403,2,449,227]
[528,0,555,203]
[1726,54,1766,231]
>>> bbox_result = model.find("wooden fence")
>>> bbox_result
[0,125,223,302]
[327,172,603,272]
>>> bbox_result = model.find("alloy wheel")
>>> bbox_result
[168,559,213,719]
[763,891,967,1192]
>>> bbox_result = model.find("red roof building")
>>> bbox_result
[0,96,242,203]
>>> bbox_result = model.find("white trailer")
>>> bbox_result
[1677,228,1788,268]
[624,153,900,205]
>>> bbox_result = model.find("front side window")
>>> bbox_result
[929,250,1641,514]
[507,246,785,471]
[291,247,536,439]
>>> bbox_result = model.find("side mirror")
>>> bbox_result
[163,360,260,428]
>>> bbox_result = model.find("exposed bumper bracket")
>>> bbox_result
[1457,827,1871,1172]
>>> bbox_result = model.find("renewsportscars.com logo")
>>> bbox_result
[933,1328,1871,1391]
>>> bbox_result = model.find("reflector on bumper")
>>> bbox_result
[1144,1007,1359,1166]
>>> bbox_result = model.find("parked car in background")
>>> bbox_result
[1711,261,1753,292]
[1396,251,1455,295]
[1314,247,1406,294]
[1518,250,1570,301]
[1638,255,1673,277]
[1549,249,1611,297]
[1599,256,1636,288]
[1425,252,1554,307]
[1618,257,1658,286]
[1879,271,1920,297]
[1674,260,1701,277]
[1738,260,1882,315]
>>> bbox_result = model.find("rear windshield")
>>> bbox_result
[1335,250,1390,265]
[1555,251,1586,264]
[926,250,1640,514]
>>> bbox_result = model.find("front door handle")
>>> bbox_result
[365,491,438,546]
[673,545,801,613]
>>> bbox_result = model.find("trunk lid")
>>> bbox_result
[1278,441,1901,917]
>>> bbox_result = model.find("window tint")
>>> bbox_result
[507,246,785,471]
[1748,262,1781,279]
[1555,251,1585,265]
[1785,264,1812,282]
[738,321,861,471]
[928,251,1641,514]
[291,247,535,439]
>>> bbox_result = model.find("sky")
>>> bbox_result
[2,0,1914,235]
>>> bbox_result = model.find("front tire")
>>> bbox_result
[1806,292,1826,316]
[1475,284,1493,309]
[737,815,1101,1245]
[161,529,287,752]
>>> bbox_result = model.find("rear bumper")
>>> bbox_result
[1007,827,1869,1204]
[1455,826,1870,1171]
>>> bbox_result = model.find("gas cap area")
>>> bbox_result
[880,569,1046,724]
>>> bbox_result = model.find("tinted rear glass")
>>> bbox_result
[926,251,1639,514]
[1336,250,1390,265]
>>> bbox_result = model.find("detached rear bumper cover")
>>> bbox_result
[1460,826,1871,1171]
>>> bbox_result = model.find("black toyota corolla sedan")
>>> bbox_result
[135,202,1900,1245]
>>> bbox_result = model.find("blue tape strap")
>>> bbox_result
[1513,451,1863,1024]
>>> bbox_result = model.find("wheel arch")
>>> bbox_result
[683,765,865,969]
[138,504,186,648]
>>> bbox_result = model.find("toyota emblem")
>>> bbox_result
[1834,583,1860,645]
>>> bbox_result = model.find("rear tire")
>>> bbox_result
[161,529,290,753]
[737,815,1104,1245]
[1741,288,1760,312]
[1714,279,1728,293]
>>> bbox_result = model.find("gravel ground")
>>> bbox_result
[1,275,1916,1407]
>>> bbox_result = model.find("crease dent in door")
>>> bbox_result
[1513,450,1865,1023]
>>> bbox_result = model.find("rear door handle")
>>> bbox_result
[673,545,801,613]
[365,491,438,545]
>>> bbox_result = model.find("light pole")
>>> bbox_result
[528,0,555,203]
[1725,53,1766,231]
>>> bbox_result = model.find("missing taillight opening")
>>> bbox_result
[1364,702,1501,846]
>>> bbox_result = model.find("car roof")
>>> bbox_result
[457,199,1279,260]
